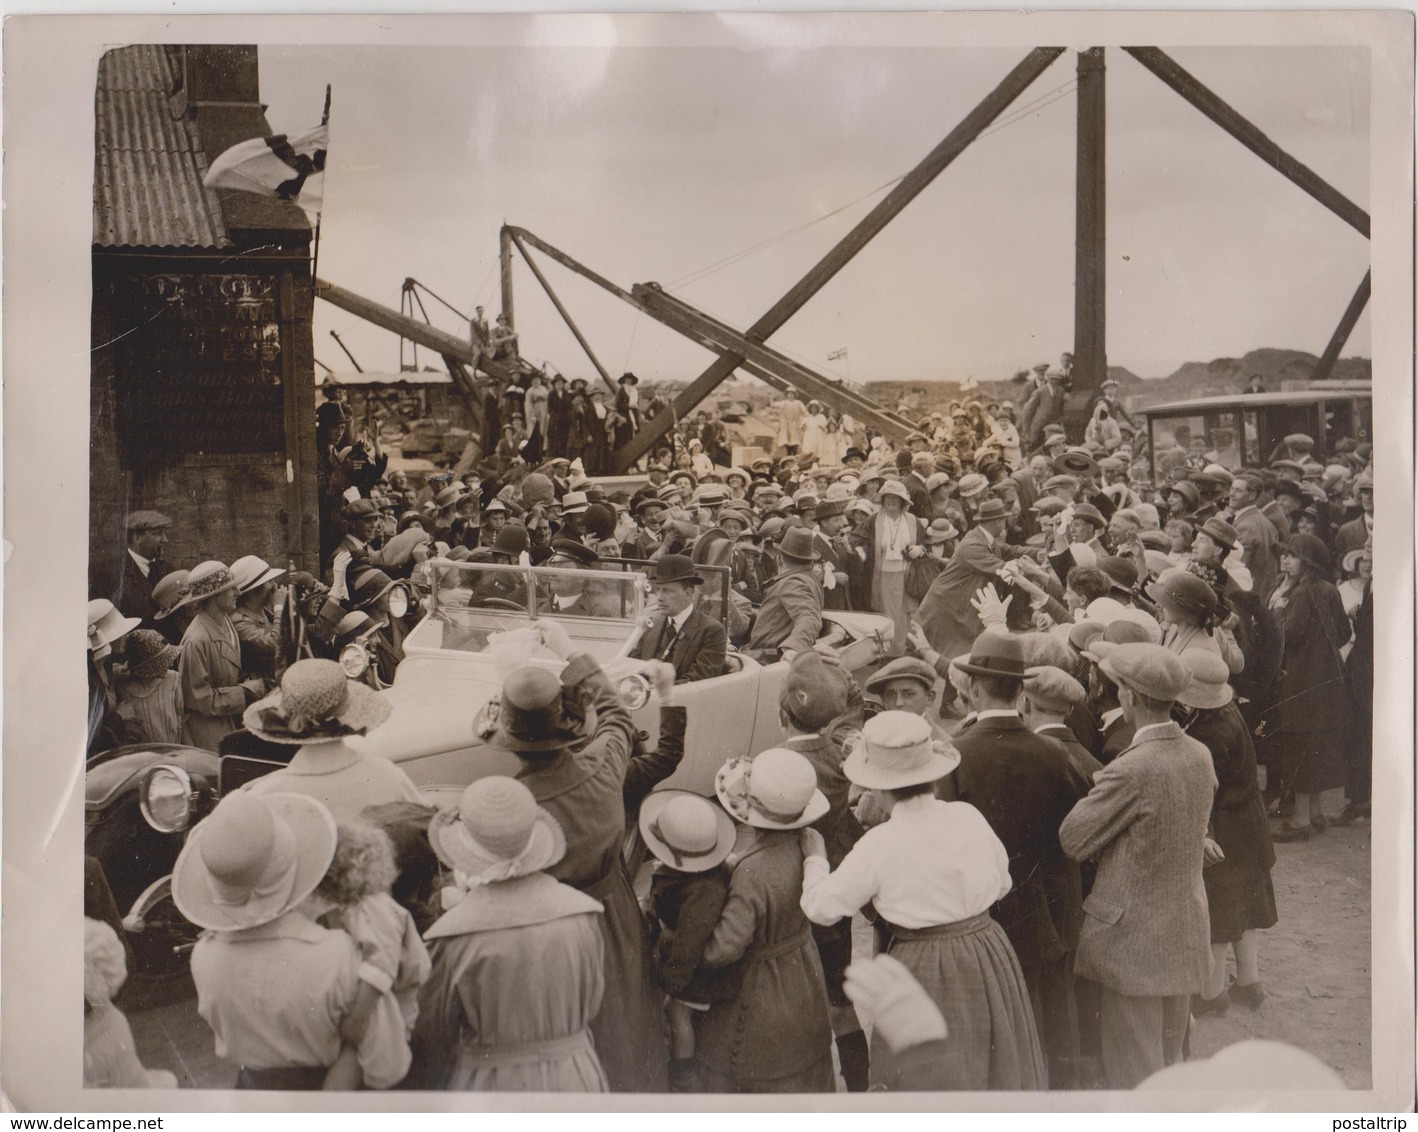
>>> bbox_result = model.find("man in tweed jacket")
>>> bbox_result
[1060,642,1217,1089]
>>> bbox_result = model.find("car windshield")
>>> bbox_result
[423,559,647,654]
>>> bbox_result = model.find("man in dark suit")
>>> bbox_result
[944,631,1087,1089]
[634,555,726,683]
[916,498,1026,662]
[809,499,854,612]
[747,526,824,662]
[115,510,173,624]
[903,453,935,520]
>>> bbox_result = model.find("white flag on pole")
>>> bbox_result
[203,124,328,215]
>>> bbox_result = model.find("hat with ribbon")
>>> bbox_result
[243,658,393,745]
[924,517,959,543]
[560,491,590,515]
[87,598,141,653]
[649,554,704,587]
[638,790,736,874]
[173,792,338,932]
[122,628,180,679]
[780,651,849,729]
[972,498,1010,524]
[1198,517,1239,554]
[181,561,240,608]
[957,473,989,499]
[843,710,960,790]
[429,776,566,883]
[486,666,582,756]
[230,555,287,594]
[1097,555,1140,593]
[776,526,820,562]
[151,570,191,621]
[1175,650,1234,711]
[1055,449,1098,476]
[714,748,829,830]
[951,630,1026,679]
[1147,567,1217,620]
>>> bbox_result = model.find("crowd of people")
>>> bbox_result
[85,355,1376,1094]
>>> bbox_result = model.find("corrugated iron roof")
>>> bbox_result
[93,45,230,249]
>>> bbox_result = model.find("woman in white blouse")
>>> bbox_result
[799,712,1046,1091]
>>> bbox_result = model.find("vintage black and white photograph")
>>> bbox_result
[2,10,1414,1114]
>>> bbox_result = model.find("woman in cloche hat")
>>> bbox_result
[864,479,925,659]
[1267,533,1353,842]
[800,711,1046,1090]
[692,747,835,1092]
[113,629,187,746]
[409,776,609,1092]
[177,792,412,1090]
[176,561,267,753]
[1173,652,1277,1017]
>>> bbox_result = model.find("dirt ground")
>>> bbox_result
[126,790,1370,1093]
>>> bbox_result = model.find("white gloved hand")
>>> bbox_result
[843,955,948,1053]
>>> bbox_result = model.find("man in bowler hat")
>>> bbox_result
[634,555,727,683]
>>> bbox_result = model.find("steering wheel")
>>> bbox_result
[470,597,527,612]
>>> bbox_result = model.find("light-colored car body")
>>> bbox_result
[351,559,891,797]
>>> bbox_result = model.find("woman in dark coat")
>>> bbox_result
[485,623,668,1092]
[1175,651,1277,1013]
[1267,534,1352,841]
[1338,559,1373,825]
[697,749,836,1093]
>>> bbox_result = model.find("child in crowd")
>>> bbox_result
[638,790,739,1091]
[83,918,178,1089]
[113,629,188,746]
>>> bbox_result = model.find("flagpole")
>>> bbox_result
[310,84,331,284]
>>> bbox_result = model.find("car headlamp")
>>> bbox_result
[140,766,195,834]
[386,584,410,619]
[340,642,370,678]
[618,674,652,711]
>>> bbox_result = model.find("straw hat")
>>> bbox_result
[180,561,240,608]
[122,629,180,679]
[1175,651,1234,711]
[87,598,141,653]
[151,570,191,620]
[243,658,392,745]
[876,479,912,504]
[429,776,566,882]
[638,790,736,874]
[230,555,287,593]
[173,793,338,931]
[714,748,829,830]
[844,711,960,790]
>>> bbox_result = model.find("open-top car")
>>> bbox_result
[354,557,893,796]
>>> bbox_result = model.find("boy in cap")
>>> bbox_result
[778,652,871,1091]
[1059,643,1217,1089]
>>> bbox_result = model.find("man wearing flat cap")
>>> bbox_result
[633,555,726,683]
[946,631,1087,1089]
[117,510,174,624]
[1060,642,1217,1089]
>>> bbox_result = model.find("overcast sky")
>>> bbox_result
[259,30,1370,385]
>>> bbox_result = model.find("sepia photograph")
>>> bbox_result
[2,9,1413,1114]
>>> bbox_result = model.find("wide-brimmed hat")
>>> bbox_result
[429,776,566,881]
[876,479,911,504]
[1197,516,1239,554]
[1022,665,1085,713]
[173,792,337,932]
[776,526,820,562]
[243,658,393,745]
[1340,546,1370,575]
[973,498,1010,523]
[230,555,287,593]
[487,666,582,755]
[151,570,191,621]
[1282,532,1331,575]
[924,517,959,544]
[619,372,640,385]
[1147,567,1217,619]
[714,748,829,830]
[639,790,736,874]
[864,656,937,696]
[122,628,180,678]
[650,554,704,587]
[334,611,386,652]
[1175,651,1234,710]
[1067,620,1107,654]
[181,561,239,607]
[958,473,989,499]
[951,630,1026,679]
[87,599,141,652]
[844,711,960,790]
[1099,642,1190,702]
